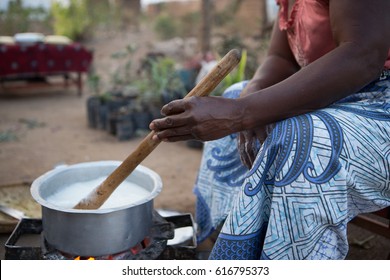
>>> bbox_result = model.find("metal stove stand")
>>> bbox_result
[5,212,198,260]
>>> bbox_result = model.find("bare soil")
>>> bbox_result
[0,87,201,214]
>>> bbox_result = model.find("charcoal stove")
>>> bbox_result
[4,211,202,260]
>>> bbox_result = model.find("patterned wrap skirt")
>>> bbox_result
[193,71,390,259]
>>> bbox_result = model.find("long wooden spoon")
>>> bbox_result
[74,49,241,210]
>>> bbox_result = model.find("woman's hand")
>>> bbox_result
[237,129,257,169]
[236,83,268,169]
[237,125,270,169]
[149,96,243,142]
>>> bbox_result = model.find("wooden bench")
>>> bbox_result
[349,207,390,258]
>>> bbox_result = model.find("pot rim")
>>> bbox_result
[30,160,162,214]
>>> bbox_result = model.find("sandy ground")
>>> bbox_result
[0,26,202,215]
[0,86,201,215]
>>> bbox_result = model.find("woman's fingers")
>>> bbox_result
[156,134,195,142]
[237,130,260,169]
[237,131,253,169]
[150,96,242,142]
[152,125,195,142]
[149,114,189,132]
[237,125,270,169]
[254,125,269,145]
[150,99,189,131]
[161,99,186,116]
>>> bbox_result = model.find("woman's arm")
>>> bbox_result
[237,19,300,168]
[150,0,389,142]
[240,18,300,97]
[149,14,300,142]
[239,0,390,131]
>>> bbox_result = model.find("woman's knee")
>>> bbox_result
[222,81,248,99]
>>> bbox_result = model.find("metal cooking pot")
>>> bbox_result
[30,161,162,257]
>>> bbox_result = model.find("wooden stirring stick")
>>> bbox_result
[74,49,241,210]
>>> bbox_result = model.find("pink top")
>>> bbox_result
[276,0,390,69]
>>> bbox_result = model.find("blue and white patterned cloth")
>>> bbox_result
[193,72,390,259]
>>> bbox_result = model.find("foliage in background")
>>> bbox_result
[152,11,201,40]
[0,0,120,39]
[223,48,247,88]
[85,0,118,29]
[153,13,178,40]
[88,44,185,110]
[50,0,91,40]
[211,49,248,96]
[0,131,18,142]
[217,35,257,80]
[136,56,186,106]
[209,34,260,96]
[0,0,50,35]
[109,44,137,87]
[177,11,201,37]
[87,70,101,96]
[213,0,243,29]
[87,44,137,99]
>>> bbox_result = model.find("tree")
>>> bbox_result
[118,0,141,30]
[259,0,269,38]
[51,0,90,40]
[200,0,213,55]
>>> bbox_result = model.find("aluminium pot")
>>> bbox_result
[30,161,162,257]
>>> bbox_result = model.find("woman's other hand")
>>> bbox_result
[236,83,269,169]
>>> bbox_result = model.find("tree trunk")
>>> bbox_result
[200,0,213,55]
[115,0,142,30]
[259,0,269,38]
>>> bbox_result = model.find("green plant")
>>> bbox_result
[87,72,101,96]
[85,0,119,29]
[110,44,137,87]
[178,12,201,37]
[150,57,174,92]
[212,49,248,96]
[216,35,258,88]
[223,48,247,87]
[153,14,178,40]
[50,0,91,41]
[0,0,50,35]
[144,57,185,103]
[0,131,18,142]
[130,56,185,110]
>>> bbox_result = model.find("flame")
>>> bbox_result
[74,256,95,260]
[130,243,143,255]
[72,237,150,260]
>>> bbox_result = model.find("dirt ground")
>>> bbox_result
[0,27,389,260]
[0,86,201,214]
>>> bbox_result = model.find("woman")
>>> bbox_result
[150,0,390,259]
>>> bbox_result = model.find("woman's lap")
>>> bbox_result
[193,78,390,259]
